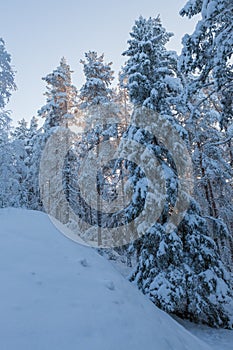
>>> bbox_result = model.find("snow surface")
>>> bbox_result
[173,316,233,350]
[0,208,214,350]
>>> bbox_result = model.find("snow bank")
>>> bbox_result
[0,208,210,350]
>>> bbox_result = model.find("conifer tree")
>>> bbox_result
[0,38,16,207]
[38,57,77,133]
[0,38,16,109]
[38,58,77,222]
[123,15,233,328]
[79,51,114,109]
[179,0,233,267]
[11,119,29,207]
[179,0,233,129]
[0,111,16,207]
[69,51,116,245]
[26,116,42,210]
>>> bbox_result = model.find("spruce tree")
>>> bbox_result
[123,15,233,328]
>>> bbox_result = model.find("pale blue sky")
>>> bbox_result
[0,0,198,125]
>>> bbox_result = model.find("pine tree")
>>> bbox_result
[121,15,185,246]
[112,72,132,125]
[38,58,77,223]
[68,51,118,246]
[179,0,233,267]
[0,38,16,109]
[122,15,233,328]
[26,116,42,210]
[38,57,77,133]
[0,38,16,207]
[0,111,16,207]
[11,119,29,207]
[79,51,114,109]
[11,117,43,210]
[179,0,233,129]
[12,118,28,140]
[131,200,233,328]
[122,15,183,114]
[179,200,233,328]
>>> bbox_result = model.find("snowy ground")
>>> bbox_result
[172,316,233,350]
[108,253,233,350]
[0,208,232,350]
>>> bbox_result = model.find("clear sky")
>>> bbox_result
[1,0,198,125]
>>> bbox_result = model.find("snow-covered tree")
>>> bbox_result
[185,87,233,265]
[0,111,16,207]
[122,15,182,114]
[39,57,77,133]
[65,51,120,246]
[10,117,43,210]
[0,38,16,109]
[179,0,233,129]
[38,58,77,222]
[121,15,185,244]
[11,119,29,207]
[179,200,233,328]
[79,51,114,109]
[12,118,28,140]
[27,117,43,209]
[24,116,42,210]
[131,199,233,328]
[179,0,233,267]
[0,38,16,207]
[112,72,132,125]
[122,15,233,328]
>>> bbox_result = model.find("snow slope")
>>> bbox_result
[173,317,233,350]
[0,208,211,350]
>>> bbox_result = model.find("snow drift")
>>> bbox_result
[0,208,210,350]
